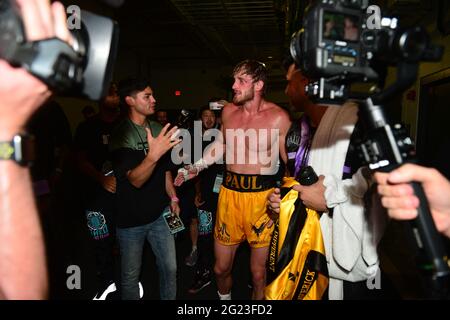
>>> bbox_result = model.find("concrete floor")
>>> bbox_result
[40,166,440,300]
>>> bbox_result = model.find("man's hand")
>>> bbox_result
[267,187,281,227]
[374,164,450,238]
[0,1,72,139]
[170,201,180,216]
[100,175,116,194]
[174,159,209,186]
[194,192,205,207]
[292,175,327,212]
[174,165,199,186]
[145,124,181,162]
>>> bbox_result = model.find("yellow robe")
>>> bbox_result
[265,177,329,300]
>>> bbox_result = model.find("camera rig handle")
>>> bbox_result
[357,62,450,297]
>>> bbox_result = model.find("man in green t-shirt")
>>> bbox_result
[110,78,180,300]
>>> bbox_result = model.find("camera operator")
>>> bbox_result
[375,164,450,239]
[267,58,386,300]
[0,0,72,299]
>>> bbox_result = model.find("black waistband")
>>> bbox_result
[222,171,277,192]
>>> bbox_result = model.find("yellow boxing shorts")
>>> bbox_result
[214,171,277,248]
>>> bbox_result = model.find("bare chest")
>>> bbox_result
[223,113,280,153]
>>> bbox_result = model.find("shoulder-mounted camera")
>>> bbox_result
[290,0,442,104]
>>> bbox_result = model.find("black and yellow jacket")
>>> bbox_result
[265,177,328,300]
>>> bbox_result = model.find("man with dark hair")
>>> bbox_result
[110,78,181,300]
[268,58,386,300]
[74,83,121,299]
[155,109,169,127]
[188,106,222,294]
[175,59,291,300]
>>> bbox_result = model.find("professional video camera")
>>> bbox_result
[0,0,119,100]
[290,0,442,104]
[290,0,449,298]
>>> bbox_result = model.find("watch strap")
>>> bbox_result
[0,141,14,160]
[0,134,35,166]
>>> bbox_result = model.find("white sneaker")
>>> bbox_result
[93,282,116,300]
[139,281,144,299]
[218,291,231,300]
[93,282,144,300]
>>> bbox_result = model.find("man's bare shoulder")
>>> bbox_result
[222,102,238,112]
[264,102,291,122]
[221,102,239,119]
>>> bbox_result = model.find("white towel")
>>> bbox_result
[308,102,385,300]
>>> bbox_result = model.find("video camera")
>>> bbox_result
[290,0,449,297]
[0,0,119,101]
[290,0,442,104]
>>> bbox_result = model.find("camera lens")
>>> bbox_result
[398,28,427,61]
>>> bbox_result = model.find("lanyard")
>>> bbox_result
[130,119,153,156]
[294,116,313,180]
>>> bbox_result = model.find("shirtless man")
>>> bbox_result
[175,60,290,300]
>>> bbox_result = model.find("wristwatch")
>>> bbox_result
[0,134,35,166]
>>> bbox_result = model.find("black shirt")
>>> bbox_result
[74,115,119,204]
[287,116,364,181]
[110,119,174,228]
[27,101,72,182]
[74,116,119,174]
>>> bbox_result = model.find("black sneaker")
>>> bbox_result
[188,272,211,294]
[185,248,198,267]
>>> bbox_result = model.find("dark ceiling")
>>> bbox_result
[65,0,443,73]
[83,0,440,63]
[115,0,288,64]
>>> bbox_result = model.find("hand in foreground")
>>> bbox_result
[0,1,72,139]
[374,164,450,238]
